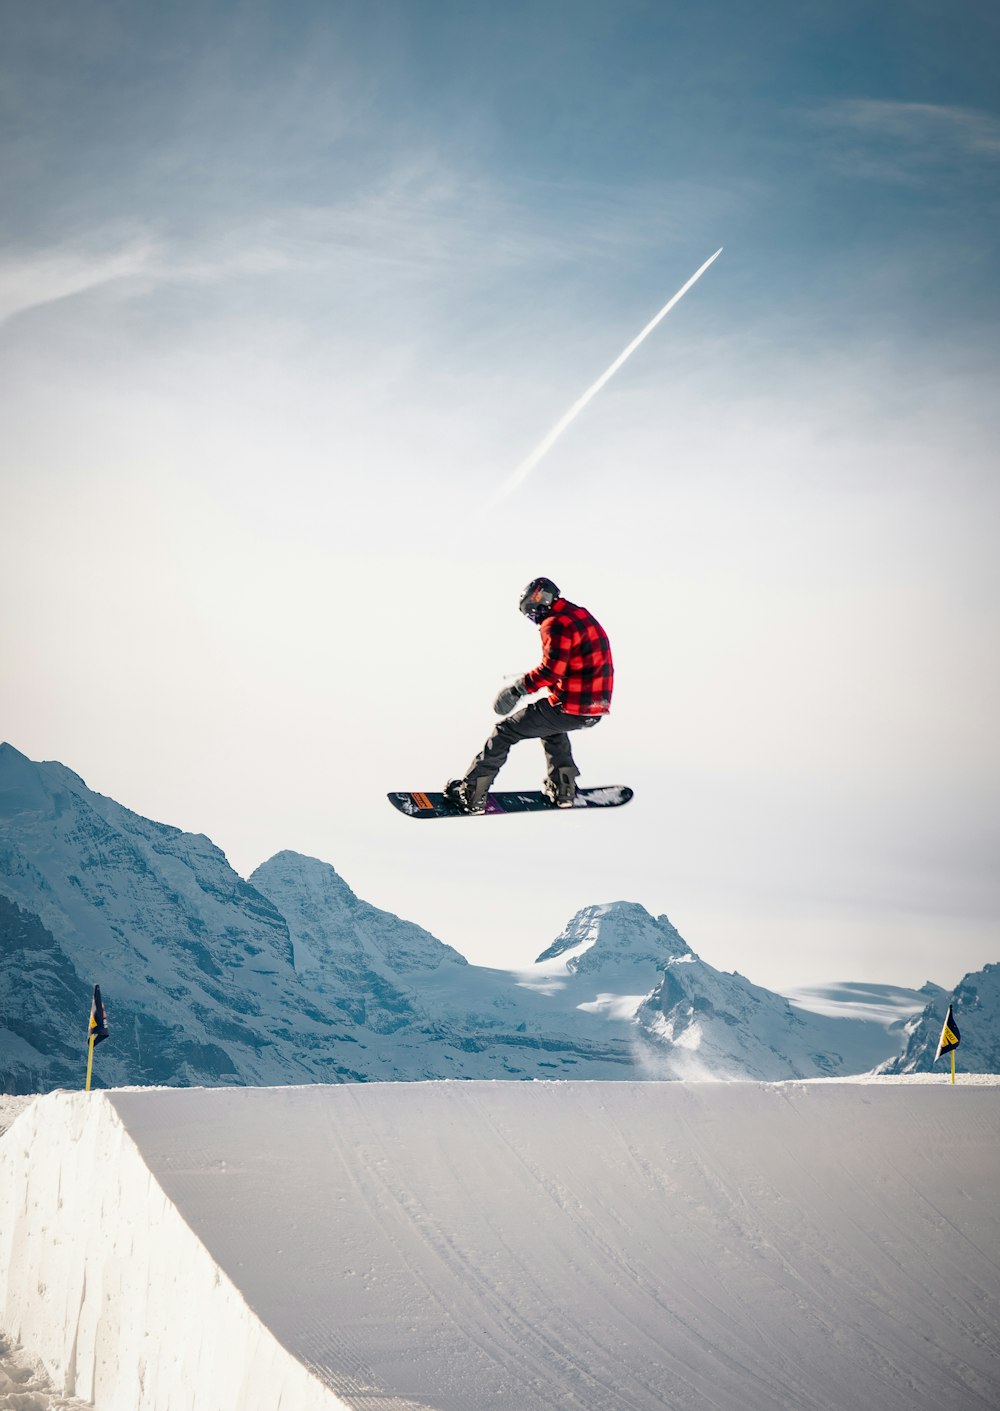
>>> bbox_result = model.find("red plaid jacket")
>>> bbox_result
[522,599,614,716]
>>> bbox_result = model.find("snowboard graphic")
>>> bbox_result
[387,786,633,819]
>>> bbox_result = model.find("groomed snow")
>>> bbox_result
[2,1080,999,1411]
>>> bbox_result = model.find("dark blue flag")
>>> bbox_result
[935,1002,960,1061]
[89,984,109,1046]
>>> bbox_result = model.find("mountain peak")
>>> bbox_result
[1,742,88,789]
[249,850,466,976]
[535,901,692,974]
[251,851,358,907]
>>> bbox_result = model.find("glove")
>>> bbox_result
[493,678,527,716]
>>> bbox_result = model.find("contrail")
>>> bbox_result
[493,247,723,502]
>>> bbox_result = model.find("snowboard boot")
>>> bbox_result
[543,767,578,808]
[443,777,489,815]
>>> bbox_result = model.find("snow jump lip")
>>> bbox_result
[2,1080,999,1411]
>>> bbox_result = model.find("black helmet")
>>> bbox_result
[519,577,560,623]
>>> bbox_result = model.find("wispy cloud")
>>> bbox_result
[812,100,1000,183]
[0,237,160,325]
[196,157,732,291]
[0,228,302,328]
[0,152,737,339]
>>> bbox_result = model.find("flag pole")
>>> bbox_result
[951,1050,956,1085]
[85,1032,96,1092]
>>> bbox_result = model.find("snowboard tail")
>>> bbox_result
[387,785,633,819]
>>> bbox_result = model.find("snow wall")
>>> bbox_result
[2,1081,999,1411]
[0,1089,349,1411]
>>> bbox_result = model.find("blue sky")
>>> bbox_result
[2,0,998,989]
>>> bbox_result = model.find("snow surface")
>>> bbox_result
[783,980,931,1026]
[0,1328,88,1411]
[2,1080,999,1411]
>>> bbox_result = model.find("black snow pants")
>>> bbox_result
[463,699,600,791]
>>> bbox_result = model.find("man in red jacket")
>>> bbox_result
[445,577,614,813]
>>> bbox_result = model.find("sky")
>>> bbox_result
[1,0,998,991]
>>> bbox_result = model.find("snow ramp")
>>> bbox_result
[1,1082,999,1411]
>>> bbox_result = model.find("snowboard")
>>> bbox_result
[387,785,633,819]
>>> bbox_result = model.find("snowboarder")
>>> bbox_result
[445,577,614,814]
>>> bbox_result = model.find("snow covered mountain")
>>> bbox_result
[0,743,942,1092]
[635,959,934,1081]
[246,850,639,1080]
[0,893,89,1093]
[0,743,362,1089]
[878,964,1000,1075]
[524,906,925,1081]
